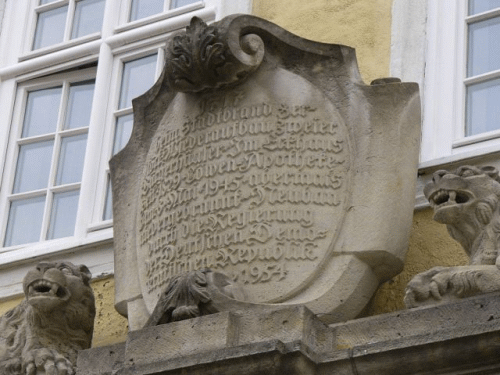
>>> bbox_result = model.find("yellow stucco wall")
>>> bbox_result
[367,209,469,314]
[252,0,393,83]
[90,277,129,347]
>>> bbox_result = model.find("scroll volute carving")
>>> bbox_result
[165,17,265,92]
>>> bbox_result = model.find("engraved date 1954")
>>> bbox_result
[232,263,287,284]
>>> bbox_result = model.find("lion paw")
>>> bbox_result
[2,357,22,374]
[23,348,74,375]
[404,266,450,308]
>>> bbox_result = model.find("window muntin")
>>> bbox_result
[3,78,95,248]
[465,3,500,137]
[101,52,161,221]
[118,54,158,109]
[130,0,164,21]
[47,189,80,239]
[32,0,105,51]
[128,0,199,22]
[5,196,46,247]
[33,6,68,50]
[71,0,106,39]
[469,0,500,15]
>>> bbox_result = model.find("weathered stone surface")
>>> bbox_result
[0,262,95,375]
[406,166,500,307]
[110,14,421,328]
[77,293,500,375]
[144,269,248,325]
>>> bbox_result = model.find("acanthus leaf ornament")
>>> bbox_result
[165,17,264,92]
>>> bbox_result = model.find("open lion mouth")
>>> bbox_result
[28,280,69,300]
[429,189,470,209]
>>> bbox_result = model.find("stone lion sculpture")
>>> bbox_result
[0,261,95,375]
[405,165,500,308]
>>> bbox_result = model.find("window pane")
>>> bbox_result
[103,176,113,221]
[468,17,500,77]
[466,78,500,136]
[40,0,58,4]
[469,0,500,15]
[64,81,95,130]
[33,6,68,50]
[22,87,62,138]
[119,54,157,109]
[13,141,54,194]
[4,196,45,247]
[170,0,198,9]
[113,114,133,155]
[47,190,79,239]
[56,134,88,185]
[71,0,105,39]
[130,0,163,21]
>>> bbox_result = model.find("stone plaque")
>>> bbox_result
[111,15,421,327]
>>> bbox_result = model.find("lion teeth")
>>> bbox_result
[29,280,62,296]
[429,189,470,208]
[449,191,456,203]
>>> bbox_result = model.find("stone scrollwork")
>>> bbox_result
[111,13,421,327]
[165,16,265,92]
[145,268,247,326]
[405,166,500,308]
[0,262,95,375]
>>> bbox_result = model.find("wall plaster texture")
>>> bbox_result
[252,0,393,84]
[0,0,5,36]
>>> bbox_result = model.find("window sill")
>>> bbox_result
[453,129,500,148]
[0,227,113,268]
[0,228,114,300]
[115,1,205,34]
[19,33,102,62]
[107,6,216,51]
[88,220,113,232]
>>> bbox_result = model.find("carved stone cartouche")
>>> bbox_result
[405,166,500,307]
[111,13,421,328]
[0,262,95,375]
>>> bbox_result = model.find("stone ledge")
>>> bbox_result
[77,293,500,375]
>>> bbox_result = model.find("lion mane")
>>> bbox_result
[0,262,95,374]
[424,165,500,265]
[405,165,500,307]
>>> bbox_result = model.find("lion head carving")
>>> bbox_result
[0,261,95,375]
[405,166,500,308]
[424,165,500,265]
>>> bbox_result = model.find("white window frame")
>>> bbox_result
[0,0,252,298]
[117,0,205,33]
[0,68,98,248]
[23,0,106,61]
[91,44,166,230]
[415,0,500,166]
[392,0,500,208]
